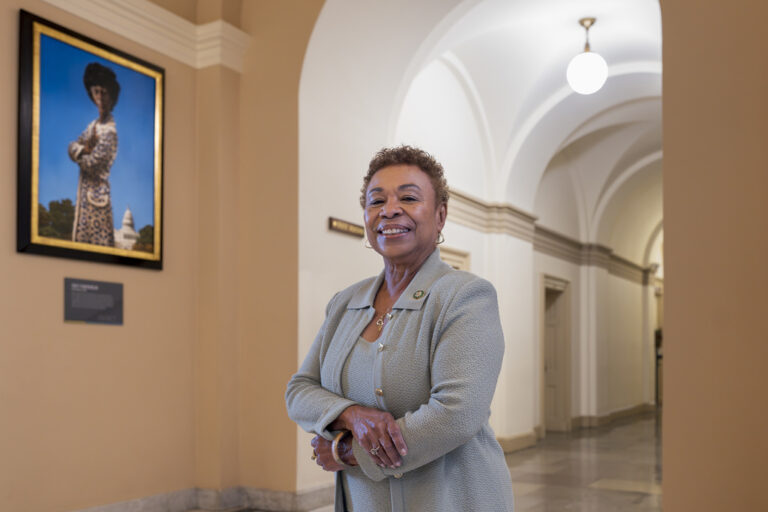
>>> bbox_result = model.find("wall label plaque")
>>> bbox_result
[64,278,123,325]
[328,217,364,238]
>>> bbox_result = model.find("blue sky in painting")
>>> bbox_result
[38,34,156,231]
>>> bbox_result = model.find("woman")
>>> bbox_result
[68,62,120,246]
[286,146,514,511]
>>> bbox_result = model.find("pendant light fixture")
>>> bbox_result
[566,17,608,95]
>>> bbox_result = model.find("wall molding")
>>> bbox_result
[543,274,569,292]
[572,403,657,429]
[500,406,655,457]
[608,252,647,284]
[449,189,655,284]
[77,489,197,512]
[534,227,649,284]
[533,225,582,265]
[440,245,471,270]
[497,431,538,453]
[195,20,250,72]
[42,0,250,72]
[449,188,537,243]
[75,485,334,512]
[242,485,335,512]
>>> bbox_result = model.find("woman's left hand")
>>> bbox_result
[332,405,407,468]
[310,435,347,472]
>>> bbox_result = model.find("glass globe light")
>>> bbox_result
[567,17,607,95]
[567,51,608,95]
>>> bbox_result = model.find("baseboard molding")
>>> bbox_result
[77,489,198,512]
[241,485,334,511]
[496,403,655,454]
[75,484,335,512]
[71,404,656,512]
[497,431,537,454]
[572,403,656,429]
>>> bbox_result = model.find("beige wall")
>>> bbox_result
[192,0,324,493]
[0,1,323,510]
[237,0,324,492]
[0,2,198,511]
[663,0,768,510]
[197,0,243,28]
[194,64,242,491]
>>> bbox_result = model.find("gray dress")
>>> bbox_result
[339,338,391,510]
[286,249,515,512]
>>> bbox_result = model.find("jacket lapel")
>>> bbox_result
[392,248,453,310]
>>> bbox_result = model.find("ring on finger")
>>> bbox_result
[370,444,380,456]
[311,451,317,461]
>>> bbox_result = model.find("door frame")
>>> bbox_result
[540,274,572,434]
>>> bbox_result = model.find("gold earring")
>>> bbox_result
[436,232,445,245]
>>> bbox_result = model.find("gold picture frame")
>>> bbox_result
[17,10,164,269]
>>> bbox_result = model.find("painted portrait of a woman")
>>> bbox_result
[68,62,120,246]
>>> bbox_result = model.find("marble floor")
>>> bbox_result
[300,411,662,512]
[507,411,662,512]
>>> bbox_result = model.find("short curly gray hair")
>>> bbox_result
[359,145,449,208]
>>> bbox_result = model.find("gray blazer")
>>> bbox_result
[286,249,514,511]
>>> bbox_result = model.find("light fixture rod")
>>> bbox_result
[579,17,596,52]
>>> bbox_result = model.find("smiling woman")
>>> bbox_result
[363,165,446,265]
[286,145,514,511]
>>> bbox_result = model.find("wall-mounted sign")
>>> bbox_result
[328,217,364,238]
[64,278,123,325]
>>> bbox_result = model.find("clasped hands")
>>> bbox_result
[311,404,408,472]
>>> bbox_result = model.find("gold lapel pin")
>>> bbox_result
[413,290,425,299]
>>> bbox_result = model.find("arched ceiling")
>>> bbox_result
[391,0,662,264]
[533,97,662,262]
[390,0,662,204]
[301,0,662,265]
[597,159,663,263]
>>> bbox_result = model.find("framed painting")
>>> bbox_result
[17,10,164,269]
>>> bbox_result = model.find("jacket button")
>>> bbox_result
[394,473,402,478]
[377,343,384,352]
[375,388,384,396]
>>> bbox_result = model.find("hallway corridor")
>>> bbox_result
[507,412,662,511]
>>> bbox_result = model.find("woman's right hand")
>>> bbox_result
[332,405,408,469]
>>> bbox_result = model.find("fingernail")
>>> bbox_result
[395,462,401,467]
[401,449,407,455]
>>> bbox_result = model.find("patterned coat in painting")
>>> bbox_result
[68,114,118,246]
